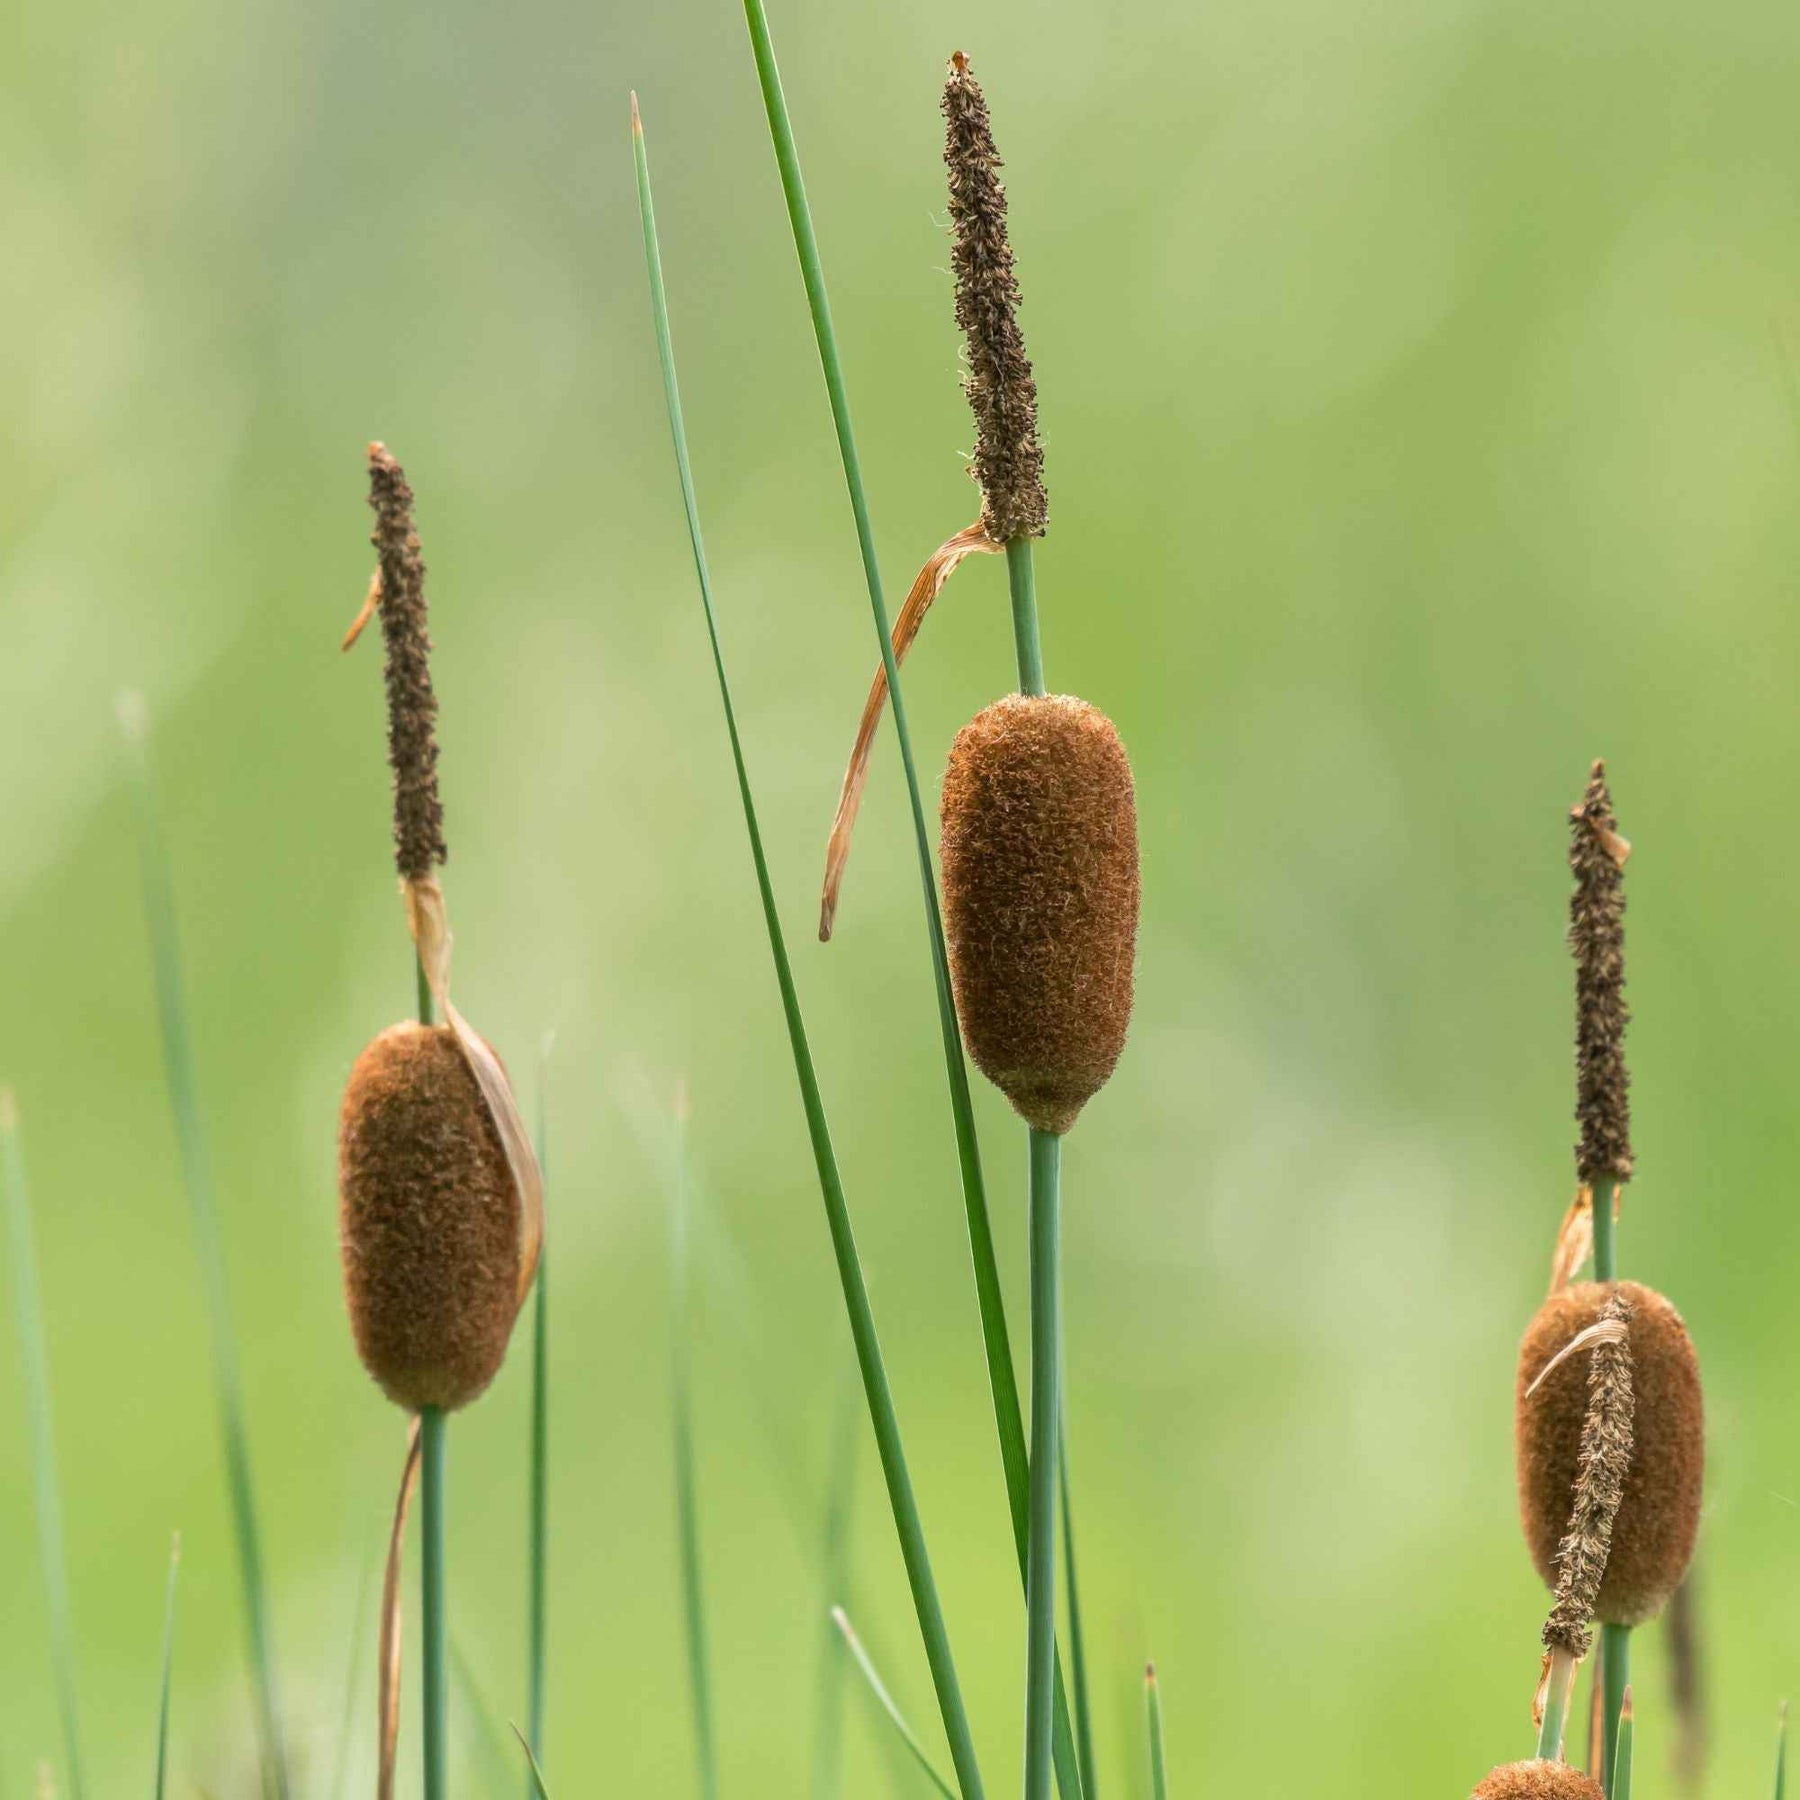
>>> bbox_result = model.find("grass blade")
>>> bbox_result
[525,1047,553,1789]
[671,1086,720,1800]
[451,1640,517,1796]
[328,1538,380,1800]
[1776,1703,1788,1800]
[1,1093,86,1800]
[832,1609,957,1800]
[153,1532,181,1800]
[632,94,985,1800]
[118,696,289,1800]
[1143,1665,1167,1800]
[511,1724,555,1800]
[732,18,1085,1794]
[811,1377,861,1800]
[1058,1432,1097,1800]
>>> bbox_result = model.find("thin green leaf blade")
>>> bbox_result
[1058,1433,1097,1800]
[1144,1664,1168,1800]
[153,1533,181,1800]
[118,696,289,1800]
[832,1610,957,1800]
[526,1044,553,1791]
[631,94,985,1800]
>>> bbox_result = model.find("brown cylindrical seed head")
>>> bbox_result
[1569,762,1631,1183]
[339,1023,521,1411]
[940,694,1138,1135]
[1472,1762,1604,1799]
[1517,1281,1703,1626]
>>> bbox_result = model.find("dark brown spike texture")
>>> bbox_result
[940,694,1138,1134]
[942,53,1047,543]
[1541,1288,1635,1659]
[339,1023,521,1411]
[1472,1762,1605,1799]
[1518,1281,1703,1627]
[1570,762,1631,1182]
[367,443,447,881]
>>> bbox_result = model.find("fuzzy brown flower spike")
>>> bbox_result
[1471,1762,1604,1799]
[1570,762,1631,1184]
[1518,1281,1702,1627]
[943,53,1047,543]
[367,443,447,882]
[1540,1288,1635,1661]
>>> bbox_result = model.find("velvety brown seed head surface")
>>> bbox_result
[942,53,1047,543]
[1471,1761,1605,1799]
[940,694,1138,1134]
[339,1023,521,1411]
[1518,1281,1702,1626]
[1541,1288,1635,1659]
[367,444,447,881]
[1569,762,1631,1182]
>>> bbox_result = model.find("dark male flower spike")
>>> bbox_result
[1569,762,1631,1183]
[943,52,1048,543]
[367,443,447,882]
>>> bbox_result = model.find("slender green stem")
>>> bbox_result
[734,16,1083,1793]
[1,1097,86,1800]
[1536,1648,1576,1761]
[154,1533,182,1800]
[1007,541,1045,697]
[119,702,289,1800]
[1775,1702,1788,1800]
[1612,1689,1634,1800]
[1601,1625,1630,1794]
[672,1098,719,1800]
[512,1725,556,1800]
[1143,1666,1168,1800]
[1591,1178,1617,1284]
[1057,1435,1097,1800]
[633,99,985,1800]
[1024,1132,1062,1800]
[416,955,435,1029]
[526,1078,550,1785]
[420,1407,449,1800]
[833,1609,959,1800]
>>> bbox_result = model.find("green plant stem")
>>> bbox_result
[735,14,1084,1795]
[526,1085,550,1787]
[120,704,289,1800]
[1592,1178,1617,1286]
[154,1533,182,1800]
[1,1099,86,1800]
[1057,1436,1097,1800]
[1144,1666,1168,1800]
[1536,1648,1576,1761]
[1007,541,1045,697]
[672,1100,719,1800]
[1024,1131,1062,1800]
[1602,1627,1630,1794]
[416,955,435,1028]
[633,98,986,1800]
[833,1609,959,1800]
[1775,1702,1788,1800]
[420,1406,449,1800]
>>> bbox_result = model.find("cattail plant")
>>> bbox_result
[1512,764,1703,1794]
[1473,1762,1606,1798]
[338,443,543,1800]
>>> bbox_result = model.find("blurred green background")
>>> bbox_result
[3,0,1799,1792]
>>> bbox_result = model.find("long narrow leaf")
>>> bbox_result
[732,16,1084,1793]
[832,1610,957,1800]
[631,94,985,1800]
[1775,1703,1787,1800]
[511,1724,555,1800]
[153,1532,181,1800]
[1058,1432,1097,1800]
[1,1094,86,1800]
[671,1087,719,1800]
[118,696,289,1800]
[1144,1665,1167,1800]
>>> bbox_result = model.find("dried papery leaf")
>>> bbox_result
[1550,1189,1595,1295]
[403,873,543,1305]
[342,570,382,653]
[1527,1318,1630,1399]
[818,520,999,941]
[378,1419,423,1800]
[1532,1651,1552,1730]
